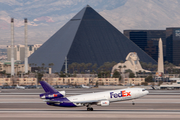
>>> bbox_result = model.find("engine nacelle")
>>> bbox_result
[97,100,109,106]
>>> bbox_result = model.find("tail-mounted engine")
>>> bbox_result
[40,91,65,99]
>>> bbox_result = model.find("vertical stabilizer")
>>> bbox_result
[40,81,58,93]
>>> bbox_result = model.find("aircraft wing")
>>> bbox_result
[71,100,99,103]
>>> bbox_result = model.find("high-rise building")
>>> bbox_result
[7,44,41,62]
[29,5,156,73]
[166,27,180,65]
[124,30,166,62]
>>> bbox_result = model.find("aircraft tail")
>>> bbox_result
[40,81,58,93]
[40,81,65,99]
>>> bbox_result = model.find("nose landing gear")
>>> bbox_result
[132,100,135,105]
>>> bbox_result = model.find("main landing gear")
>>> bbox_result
[86,104,93,111]
[87,107,93,111]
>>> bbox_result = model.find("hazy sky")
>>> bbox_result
[0,0,180,47]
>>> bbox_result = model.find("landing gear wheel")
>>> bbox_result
[87,107,93,111]
[132,102,135,105]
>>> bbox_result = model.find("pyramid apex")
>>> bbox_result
[86,5,91,7]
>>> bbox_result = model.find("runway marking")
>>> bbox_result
[1,102,180,103]
[0,102,44,103]
[1,109,180,119]
[1,109,180,113]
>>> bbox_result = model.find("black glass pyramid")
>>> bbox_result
[29,5,156,73]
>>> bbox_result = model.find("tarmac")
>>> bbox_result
[0,88,180,120]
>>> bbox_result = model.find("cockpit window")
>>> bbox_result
[142,89,146,91]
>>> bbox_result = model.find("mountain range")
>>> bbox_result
[0,0,180,47]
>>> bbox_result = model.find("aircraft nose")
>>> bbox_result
[142,88,149,95]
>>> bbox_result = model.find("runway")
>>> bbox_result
[0,89,180,120]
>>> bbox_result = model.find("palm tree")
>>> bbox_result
[111,61,117,67]
[41,63,45,73]
[74,62,78,72]
[168,63,175,74]
[92,63,97,71]
[148,63,152,71]
[87,63,92,70]
[76,63,81,73]
[81,63,85,72]
[51,63,54,72]
[71,63,77,73]
[103,62,111,71]
[48,63,51,68]
[48,63,52,73]
[68,64,72,73]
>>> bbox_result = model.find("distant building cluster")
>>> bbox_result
[0,75,145,86]
[41,77,144,86]
[0,61,31,74]
[1,44,41,74]
[7,44,41,62]
[0,55,7,60]
[0,77,37,86]
[124,78,145,85]
[124,28,180,65]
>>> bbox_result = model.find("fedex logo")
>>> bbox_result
[53,94,58,97]
[48,94,58,98]
[102,102,108,104]
[110,90,131,98]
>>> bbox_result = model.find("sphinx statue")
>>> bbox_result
[112,52,150,73]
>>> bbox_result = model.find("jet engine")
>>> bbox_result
[97,100,109,106]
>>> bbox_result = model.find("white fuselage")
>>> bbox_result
[67,88,148,106]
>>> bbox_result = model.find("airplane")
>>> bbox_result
[39,81,149,111]
[16,84,25,90]
[151,85,160,90]
[82,84,91,88]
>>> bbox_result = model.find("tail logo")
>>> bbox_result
[48,94,58,98]
[53,94,58,97]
